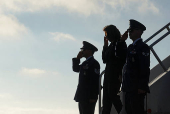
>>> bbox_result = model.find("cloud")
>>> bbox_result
[49,32,76,42]
[0,93,13,99]
[0,107,78,114]
[0,0,159,17]
[103,0,159,15]
[19,68,60,78]
[0,14,29,40]
[20,68,46,75]
[0,0,104,16]
[138,0,159,14]
[19,68,46,78]
[0,0,160,39]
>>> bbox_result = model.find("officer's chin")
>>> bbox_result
[82,53,85,57]
[129,35,132,39]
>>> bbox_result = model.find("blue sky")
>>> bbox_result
[0,0,170,114]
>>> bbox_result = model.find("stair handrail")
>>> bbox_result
[99,70,105,114]
[144,22,170,43]
[144,22,170,71]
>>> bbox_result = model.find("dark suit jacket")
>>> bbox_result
[102,41,127,83]
[72,56,100,102]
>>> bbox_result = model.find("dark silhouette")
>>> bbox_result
[102,25,127,114]
[72,41,100,114]
[121,19,150,114]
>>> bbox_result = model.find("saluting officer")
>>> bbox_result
[72,41,100,114]
[121,19,150,114]
[102,25,127,114]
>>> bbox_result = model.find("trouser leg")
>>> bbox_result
[125,92,145,114]
[78,102,83,114]
[79,101,97,114]
[108,82,122,114]
[102,85,112,114]
[102,81,122,114]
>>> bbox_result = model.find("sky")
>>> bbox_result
[0,0,170,114]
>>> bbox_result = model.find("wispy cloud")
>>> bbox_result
[138,0,159,14]
[0,93,13,99]
[0,14,29,40]
[0,0,159,17]
[103,0,159,15]
[0,107,78,114]
[19,68,46,76]
[19,67,60,78]
[0,0,104,16]
[49,32,76,42]
[0,0,160,40]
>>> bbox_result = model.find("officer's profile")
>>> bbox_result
[78,41,98,59]
[72,41,100,114]
[121,19,150,114]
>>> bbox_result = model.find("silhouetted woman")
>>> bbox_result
[102,25,127,114]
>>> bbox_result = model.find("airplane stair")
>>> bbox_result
[98,22,170,114]
[146,55,170,114]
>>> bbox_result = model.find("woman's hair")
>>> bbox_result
[103,25,121,41]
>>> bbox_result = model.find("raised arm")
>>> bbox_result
[72,51,83,72]
[102,36,108,63]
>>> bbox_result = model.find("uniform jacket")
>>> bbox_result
[102,41,127,83]
[72,56,100,102]
[122,39,150,93]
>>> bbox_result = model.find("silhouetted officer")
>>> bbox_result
[121,19,150,114]
[102,25,127,114]
[72,41,100,114]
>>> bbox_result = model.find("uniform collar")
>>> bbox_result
[133,38,142,45]
[86,56,93,61]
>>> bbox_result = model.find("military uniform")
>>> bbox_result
[122,39,150,93]
[122,19,150,114]
[102,40,127,114]
[72,41,100,114]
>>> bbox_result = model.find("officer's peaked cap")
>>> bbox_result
[128,19,146,31]
[81,41,98,52]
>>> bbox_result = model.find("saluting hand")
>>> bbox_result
[104,36,108,47]
[77,51,83,59]
[120,31,128,41]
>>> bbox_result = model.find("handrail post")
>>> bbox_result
[150,48,167,72]
[150,30,170,47]
[99,70,105,114]
[143,22,170,72]
[167,26,170,31]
